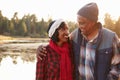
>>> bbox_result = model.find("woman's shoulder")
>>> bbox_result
[46,45,60,56]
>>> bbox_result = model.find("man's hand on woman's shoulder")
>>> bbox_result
[36,45,47,60]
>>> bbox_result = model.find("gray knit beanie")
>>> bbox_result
[77,2,98,22]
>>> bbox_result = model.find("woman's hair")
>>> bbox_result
[47,21,66,43]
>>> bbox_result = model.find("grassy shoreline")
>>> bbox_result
[0,35,49,64]
[0,35,49,43]
[0,35,14,40]
[0,35,15,44]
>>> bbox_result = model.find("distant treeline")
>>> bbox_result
[0,11,120,38]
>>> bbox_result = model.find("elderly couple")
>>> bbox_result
[36,2,120,80]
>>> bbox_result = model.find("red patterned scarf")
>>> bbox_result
[49,40,73,80]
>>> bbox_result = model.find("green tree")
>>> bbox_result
[104,13,115,31]
[11,12,19,35]
[115,17,120,37]
[67,21,77,33]
[9,21,15,35]
[18,19,27,36]
[0,10,4,34]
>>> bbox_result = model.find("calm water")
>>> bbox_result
[0,56,36,80]
[0,39,48,80]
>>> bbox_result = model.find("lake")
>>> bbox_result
[0,38,48,80]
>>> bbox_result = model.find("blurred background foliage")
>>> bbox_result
[0,10,120,38]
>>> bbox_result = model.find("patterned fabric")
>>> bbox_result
[36,40,73,80]
[49,40,73,80]
[85,43,95,80]
[71,22,120,80]
[78,35,97,80]
[109,34,120,79]
[36,45,60,80]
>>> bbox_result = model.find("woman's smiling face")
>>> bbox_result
[57,23,69,44]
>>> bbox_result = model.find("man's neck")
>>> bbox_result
[84,28,99,41]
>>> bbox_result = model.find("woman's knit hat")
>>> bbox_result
[48,19,65,38]
[77,2,99,22]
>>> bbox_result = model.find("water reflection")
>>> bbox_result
[0,56,36,80]
[0,39,48,80]
[0,39,48,63]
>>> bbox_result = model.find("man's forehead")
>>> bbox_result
[77,15,88,22]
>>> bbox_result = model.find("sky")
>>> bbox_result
[0,0,120,23]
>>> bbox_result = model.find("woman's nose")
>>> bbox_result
[66,30,69,34]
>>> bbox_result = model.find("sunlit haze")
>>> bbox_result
[0,0,120,23]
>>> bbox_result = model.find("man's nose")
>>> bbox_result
[79,25,86,29]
